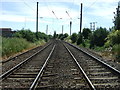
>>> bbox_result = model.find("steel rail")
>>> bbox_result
[63,43,96,90]
[65,42,120,76]
[0,43,52,79]
[1,46,38,63]
[29,45,56,90]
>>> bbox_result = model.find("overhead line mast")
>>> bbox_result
[66,11,72,35]
[36,2,39,39]
[80,3,83,33]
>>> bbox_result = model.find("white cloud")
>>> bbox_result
[0,14,36,22]
[38,3,79,19]
[1,0,119,33]
[83,1,117,21]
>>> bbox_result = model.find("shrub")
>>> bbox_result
[105,30,120,46]
[90,27,109,48]
[2,37,34,57]
[37,32,49,42]
[112,44,120,62]
[82,28,91,39]
[77,34,83,45]
[53,31,57,39]
[58,33,69,40]
[13,29,37,42]
[13,29,50,42]
[70,33,78,43]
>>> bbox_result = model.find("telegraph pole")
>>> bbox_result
[70,21,72,35]
[36,2,39,39]
[80,3,83,33]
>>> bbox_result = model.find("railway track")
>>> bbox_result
[1,40,53,74]
[1,40,120,89]
[30,40,92,89]
[1,40,94,89]
[65,41,120,89]
[1,42,54,88]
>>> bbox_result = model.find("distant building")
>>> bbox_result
[0,28,16,37]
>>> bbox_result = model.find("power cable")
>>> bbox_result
[44,0,55,18]
[22,0,35,11]
[83,0,98,13]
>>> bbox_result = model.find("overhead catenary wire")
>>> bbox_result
[43,0,55,33]
[22,0,35,11]
[52,11,58,19]
[43,0,55,18]
[22,1,44,20]
[83,0,98,13]
[21,1,98,34]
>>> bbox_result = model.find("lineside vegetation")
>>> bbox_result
[1,28,52,59]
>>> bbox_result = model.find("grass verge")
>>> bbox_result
[0,37,45,60]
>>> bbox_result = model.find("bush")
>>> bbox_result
[89,33,95,49]
[63,33,69,38]
[13,29,50,42]
[53,31,57,39]
[2,37,34,57]
[58,33,69,40]
[77,34,83,45]
[82,28,91,39]
[70,33,78,43]
[37,32,49,42]
[90,27,109,48]
[105,30,120,46]
[13,29,37,42]
[58,34,64,40]
[112,44,120,62]
[84,39,90,48]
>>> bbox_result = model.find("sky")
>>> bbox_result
[0,0,120,35]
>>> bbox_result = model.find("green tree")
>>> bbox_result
[70,33,78,43]
[37,32,49,42]
[13,29,37,42]
[82,28,92,39]
[113,5,120,30]
[13,28,50,42]
[89,33,95,48]
[58,34,63,40]
[63,33,69,38]
[105,30,120,62]
[61,33,69,40]
[53,31,57,39]
[77,33,83,45]
[90,27,109,47]
[48,35,53,39]
[105,30,120,47]
[58,33,69,40]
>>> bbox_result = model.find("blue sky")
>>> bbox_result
[0,0,120,35]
